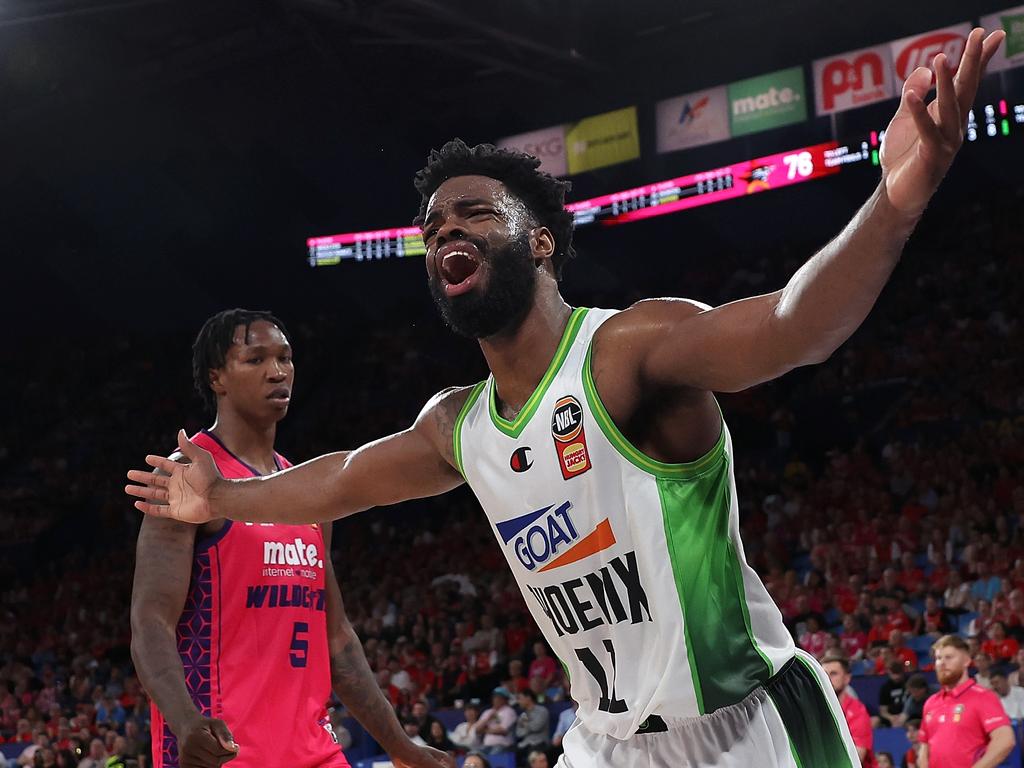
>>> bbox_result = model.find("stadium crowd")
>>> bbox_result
[1,183,1022,767]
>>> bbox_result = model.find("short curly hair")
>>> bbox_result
[413,138,576,279]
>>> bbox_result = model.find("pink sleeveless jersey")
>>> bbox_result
[151,431,349,768]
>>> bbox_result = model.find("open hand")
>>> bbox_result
[881,27,1005,214]
[125,429,220,523]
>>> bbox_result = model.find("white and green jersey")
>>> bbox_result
[453,307,795,739]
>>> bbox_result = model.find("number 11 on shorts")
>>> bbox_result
[575,639,627,713]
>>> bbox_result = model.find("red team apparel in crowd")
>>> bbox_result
[918,679,1011,768]
[151,431,349,768]
[839,693,877,768]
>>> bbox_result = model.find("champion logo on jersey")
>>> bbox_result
[495,501,615,572]
[509,446,533,473]
[551,395,592,480]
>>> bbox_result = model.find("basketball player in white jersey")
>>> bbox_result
[128,29,1003,767]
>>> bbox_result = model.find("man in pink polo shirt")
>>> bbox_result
[918,635,1015,768]
[822,654,877,767]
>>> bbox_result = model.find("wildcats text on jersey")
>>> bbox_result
[245,584,327,610]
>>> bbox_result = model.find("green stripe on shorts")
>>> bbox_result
[766,657,854,768]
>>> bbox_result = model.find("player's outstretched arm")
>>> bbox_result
[608,29,1003,395]
[125,387,470,525]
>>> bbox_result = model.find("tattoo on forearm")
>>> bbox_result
[330,640,403,743]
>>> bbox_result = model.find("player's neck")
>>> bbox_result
[207,408,279,474]
[480,292,572,417]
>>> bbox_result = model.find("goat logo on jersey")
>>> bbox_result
[551,395,592,479]
[495,501,614,573]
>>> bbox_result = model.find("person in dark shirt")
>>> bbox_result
[874,661,908,728]
[901,675,931,722]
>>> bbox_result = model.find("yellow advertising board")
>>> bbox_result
[565,106,640,174]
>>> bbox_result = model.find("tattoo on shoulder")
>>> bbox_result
[431,386,471,465]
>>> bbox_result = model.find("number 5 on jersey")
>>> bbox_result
[290,621,309,668]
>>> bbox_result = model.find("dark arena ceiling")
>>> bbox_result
[0,0,1014,331]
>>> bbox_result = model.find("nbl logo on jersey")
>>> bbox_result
[551,395,592,480]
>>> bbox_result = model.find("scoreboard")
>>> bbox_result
[306,94,1024,267]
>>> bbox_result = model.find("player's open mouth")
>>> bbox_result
[438,244,482,297]
[267,387,291,405]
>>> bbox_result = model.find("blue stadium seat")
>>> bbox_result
[908,635,935,654]
[958,612,979,636]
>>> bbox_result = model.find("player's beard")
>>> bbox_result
[429,233,537,339]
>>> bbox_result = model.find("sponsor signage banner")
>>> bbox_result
[813,44,896,116]
[728,67,808,137]
[888,23,972,83]
[496,124,569,177]
[981,6,1024,72]
[655,86,731,153]
[565,106,640,174]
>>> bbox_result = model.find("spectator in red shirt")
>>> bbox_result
[928,552,953,594]
[887,604,913,635]
[897,553,926,599]
[504,615,530,659]
[868,611,892,648]
[840,614,869,660]
[822,654,877,767]
[904,718,921,767]
[968,600,994,639]
[799,616,830,659]
[505,659,529,694]
[881,630,918,673]
[998,589,1024,629]
[981,621,1020,665]
[875,568,908,608]
[527,643,557,690]
[918,635,1015,768]
[915,594,954,637]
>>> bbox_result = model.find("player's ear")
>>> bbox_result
[530,226,555,266]
[208,367,227,397]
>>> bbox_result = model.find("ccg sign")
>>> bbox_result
[813,45,895,116]
[888,23,972,83]
[655,86,731,153]
[981,6,1024,72]
[497,125,568,177]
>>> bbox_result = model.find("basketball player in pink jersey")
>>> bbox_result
[130,309,450,768]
